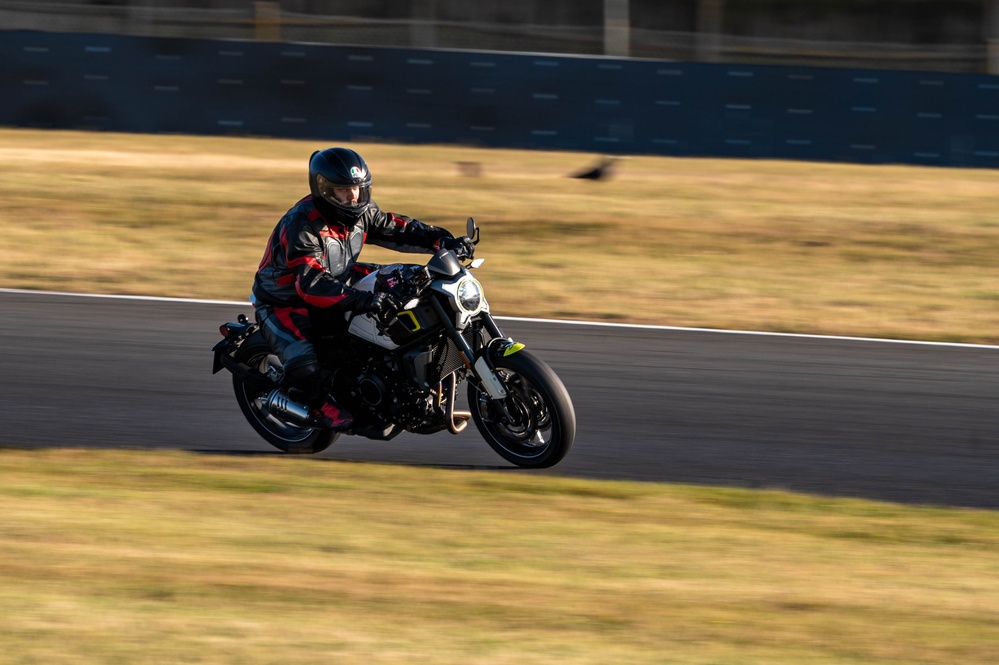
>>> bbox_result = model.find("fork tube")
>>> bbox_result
[481,311,504,339]
[430,297,476,368]
[430,297,507,399]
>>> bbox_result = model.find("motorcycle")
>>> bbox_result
[212,217,575,468]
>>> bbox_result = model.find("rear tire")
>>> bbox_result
[232,340,338,454]
[468,350,575,468]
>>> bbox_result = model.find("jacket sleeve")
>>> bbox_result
[365,204,454,253]
[285,215,367,310]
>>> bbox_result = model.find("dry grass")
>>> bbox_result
[4,130,997,663]
[0,449,996,665]
[2,128,998,342]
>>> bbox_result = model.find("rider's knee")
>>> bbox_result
[282,354,322,405]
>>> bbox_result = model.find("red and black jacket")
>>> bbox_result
[251,195,453,310]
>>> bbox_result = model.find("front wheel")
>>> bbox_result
[468,350,575,468]
[232,342,338,454]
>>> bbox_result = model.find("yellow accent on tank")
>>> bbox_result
[503,342,526,356]
[398,310,421,332]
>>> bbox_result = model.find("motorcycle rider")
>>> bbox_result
[251,147,474,431]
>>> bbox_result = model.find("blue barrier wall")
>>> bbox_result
[3,30,998,167]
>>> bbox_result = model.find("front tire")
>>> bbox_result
[232,341,338,454]
[468,350,575,468]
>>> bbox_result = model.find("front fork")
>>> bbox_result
[429,303,529,435]
[430,301,509,400]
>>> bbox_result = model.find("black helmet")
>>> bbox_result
[308,147,372,222]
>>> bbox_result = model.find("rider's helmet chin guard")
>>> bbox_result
[309,147,373,223]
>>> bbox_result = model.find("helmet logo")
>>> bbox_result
[350,166,364,179]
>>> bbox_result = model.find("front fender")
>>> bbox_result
[472,338,525,400]
[487,337,525,360]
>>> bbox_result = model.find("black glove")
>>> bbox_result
[441,236,475,260]
[358,291,399,322]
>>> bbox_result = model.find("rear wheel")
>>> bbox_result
[468,350,575,468]
[232,342,338,454]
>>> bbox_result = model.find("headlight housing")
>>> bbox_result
[456,277,483,314]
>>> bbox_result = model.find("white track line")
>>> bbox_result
[0,287,244,306]
[2,287,997,350]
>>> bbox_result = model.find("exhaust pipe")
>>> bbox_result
[262,389,312,427]
[445,373,471,434]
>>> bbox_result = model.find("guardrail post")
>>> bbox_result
[987,0,999,73]
[254,1,280,42]
[696,0,724,63]
[604,0,630,57]
[411,0,437,48]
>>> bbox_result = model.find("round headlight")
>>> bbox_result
[457,278,483,313]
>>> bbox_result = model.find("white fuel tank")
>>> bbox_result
[345,265,403,350]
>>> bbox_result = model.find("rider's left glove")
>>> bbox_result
[359,291,400,322]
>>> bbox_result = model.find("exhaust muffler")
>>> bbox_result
[261,389,312,427]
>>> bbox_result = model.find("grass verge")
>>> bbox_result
[0,449,996,665]
[1,128,998,342]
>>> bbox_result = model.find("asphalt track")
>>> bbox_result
[2,289,997,509]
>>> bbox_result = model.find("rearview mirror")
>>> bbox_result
[466,216,480,244]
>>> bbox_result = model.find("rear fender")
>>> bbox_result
[213,327,272,394]
[212,320,257,374]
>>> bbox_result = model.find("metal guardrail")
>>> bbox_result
[0,0,993,73]
[4,30,998,168]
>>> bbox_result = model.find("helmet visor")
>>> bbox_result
[316,174,371,212]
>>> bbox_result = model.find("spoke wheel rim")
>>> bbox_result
[477,370,554,460]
